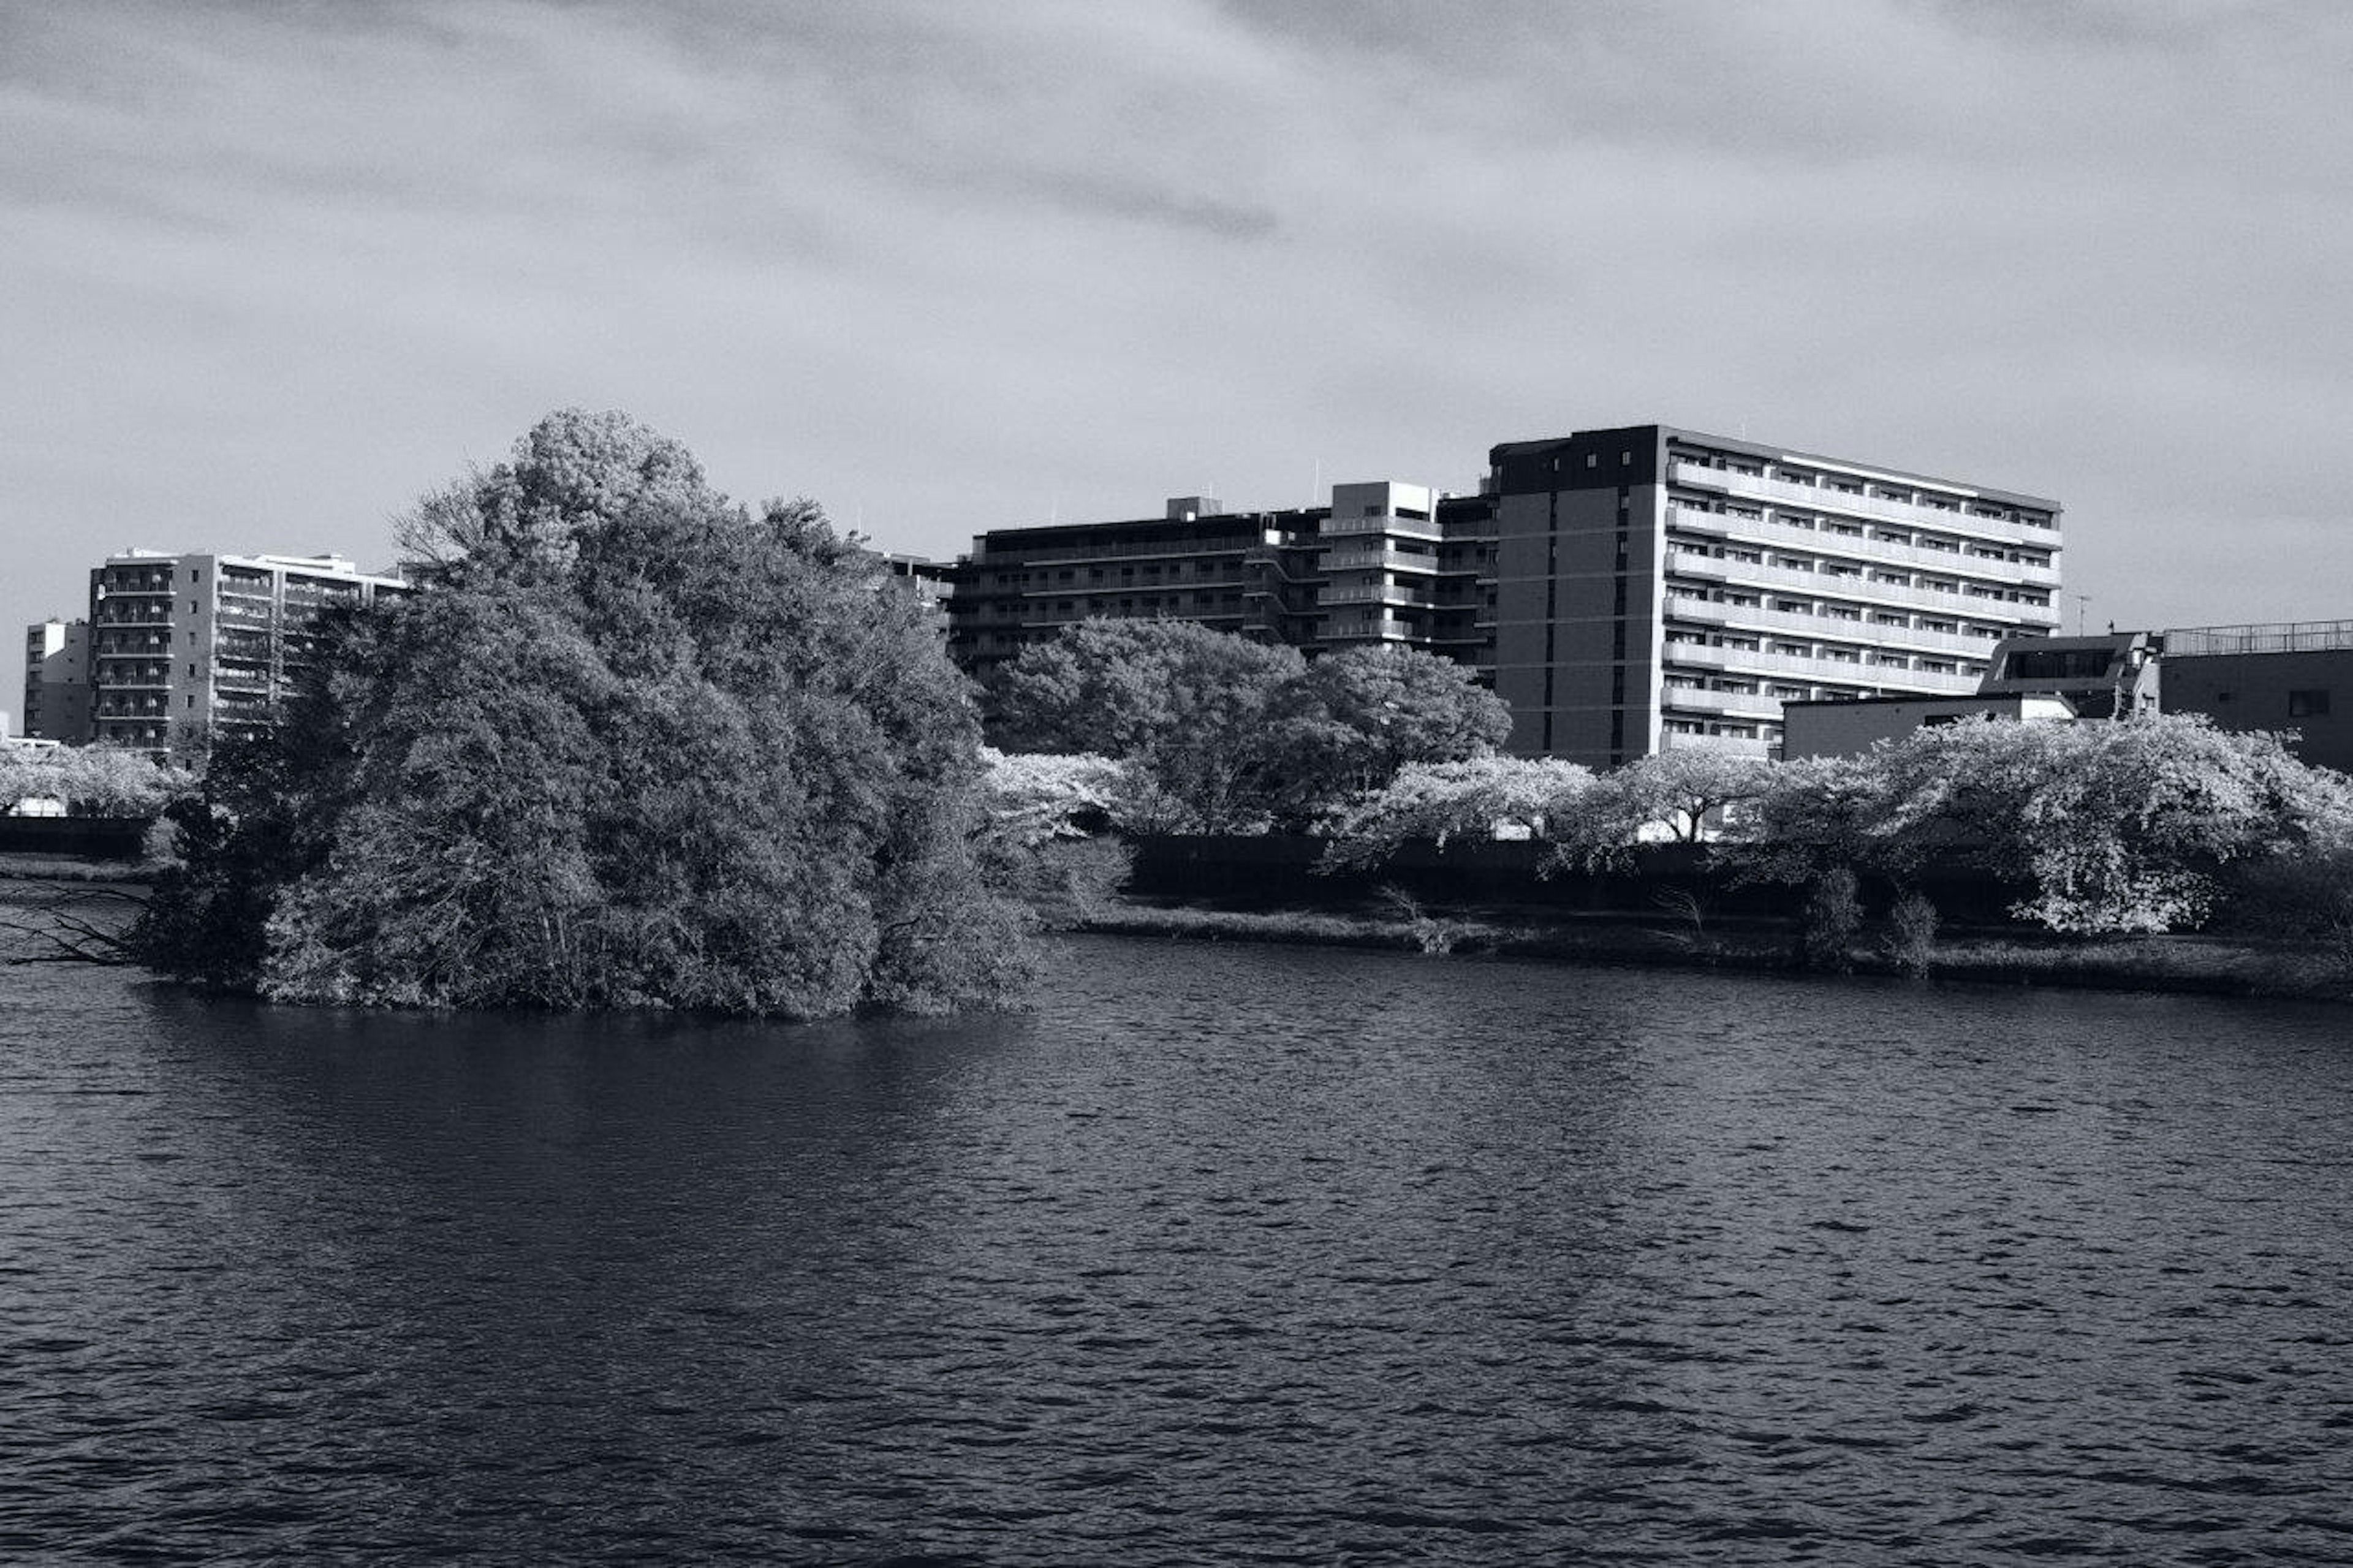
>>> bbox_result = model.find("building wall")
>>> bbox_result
[1782,694,2075,759]
[2161,650,2353,775]
[88,551,407,752]
[20,619,92,742]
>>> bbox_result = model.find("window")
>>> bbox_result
[2289,689,2332,718]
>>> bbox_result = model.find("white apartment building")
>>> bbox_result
[1489,425,2063,767]
[87,551,409,751]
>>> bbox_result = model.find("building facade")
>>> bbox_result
[86,551,409,752]
[2160,621,2353,775]
[941,422,2063,765]
[1488,425,2063,767]
[20,619,93,742]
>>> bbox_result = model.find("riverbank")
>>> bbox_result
[1073,899,2353,1003]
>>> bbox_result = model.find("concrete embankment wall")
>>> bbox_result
[1124,835,2034,926]
[0,817,152,860]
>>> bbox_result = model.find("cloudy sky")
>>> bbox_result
[6,0,2351,678]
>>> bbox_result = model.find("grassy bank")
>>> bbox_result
[1074,899,2353,1004]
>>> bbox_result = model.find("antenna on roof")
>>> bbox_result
[2074,593,2091,636]
[1311,458,1320,507]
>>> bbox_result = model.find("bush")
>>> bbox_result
[1882,890,1939,978]
[1803,866,1863,972]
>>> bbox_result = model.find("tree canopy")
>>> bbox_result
[988,621,1510,830]
[132,409,1029,1017]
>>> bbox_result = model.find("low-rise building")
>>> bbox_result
[2161,621,2353,775]
[1781,691,2077,759]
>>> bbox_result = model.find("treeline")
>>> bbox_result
[983,634,2353,942]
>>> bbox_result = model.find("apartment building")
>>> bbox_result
[1488,425,2062,767]
[941,422,2063,765]
[945,488,1501,681]
[20,619,93,742]
[946,498,1328,682]
[86,551,409,751]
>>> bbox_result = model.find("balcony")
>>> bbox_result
[1322,584,1435,608]
[1320,514,1443,542]
[1665,543,2061,628]
[1664,593,2002,658]
[1657,729,1774,760]
[1668,506,2061,587]
[1321,548,1442,574]
[1663,640,1984,692]
[1669,461,2055,547]
[1661,684,1781,719]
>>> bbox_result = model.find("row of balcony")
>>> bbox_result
[1665,543,2062,625]
[1669,505,2060,586]
[1664,639,1985,691]
[1663,593,1998,659]
[1669,461,2056,545]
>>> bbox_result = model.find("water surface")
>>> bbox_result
[4,936,2351,1564]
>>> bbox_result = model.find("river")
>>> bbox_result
[4,935,2350,1564]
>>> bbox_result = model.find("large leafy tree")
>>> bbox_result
[990,624,1510,830]
[134,409,1029,1017]
[1321,756,1594,869]
[989,619,1306,831]
[1258,646,1513,825]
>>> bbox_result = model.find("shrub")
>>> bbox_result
[1803,866,1863,972]
[1882,890,1939,978]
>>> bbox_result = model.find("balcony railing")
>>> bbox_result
[1321,548,1443,574]
[1669,461,2056,546]
[1657,729,1775,759]
[1668,506,2060,586]
[1322,585,1435,608]
[1664,593,2001,658]
[1663,640,1984,691]
[1664,544,2059,627]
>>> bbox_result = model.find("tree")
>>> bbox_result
[134,409,1031,1017]
[989,619,1306,831]
[1321,756,1594,869]
[0,746,180,818]
[1258,646,1512,825]
[1549,746,1774,869]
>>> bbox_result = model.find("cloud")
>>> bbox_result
[2,0,2351,677]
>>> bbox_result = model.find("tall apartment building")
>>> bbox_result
[86,551,409,751]
[20,619,93,741]
[1488,425,2062,766]
[941,422,2062,765]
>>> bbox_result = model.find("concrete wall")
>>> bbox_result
[2161,650,2353,775]
[1782,694,2072,759]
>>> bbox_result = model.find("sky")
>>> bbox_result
[6,0,2353,691]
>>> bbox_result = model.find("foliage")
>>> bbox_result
[990,624,1509,831]
[978,748,1127,847]
[1882,890,1939,978]
[1372,883,1482,955]
[1548,746,1774,870]
[2217,847,2353,972]
[1722,714,2353,936]
[990,619,1305,831]
[1320,756,1594,869]
[134,409,1030,1017]
[1802,866,1863,972]
[0,746,181,818]
[1257,647,1512,825]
